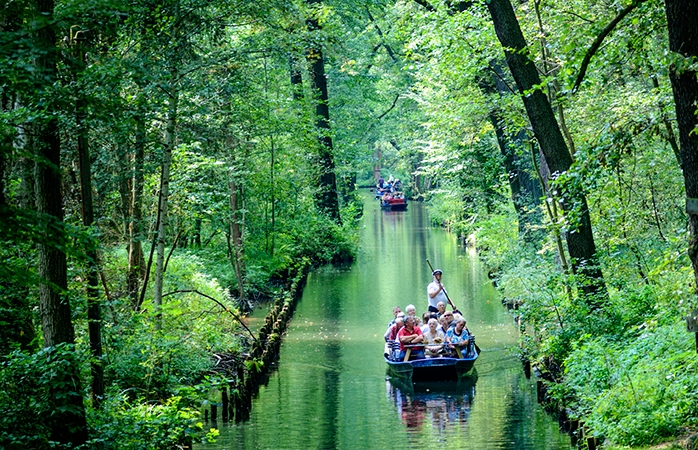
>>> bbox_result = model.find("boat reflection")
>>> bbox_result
[386,372,478,432]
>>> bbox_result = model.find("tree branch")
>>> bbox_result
[411,0,472,14]
[366,7,397,62]
[572,0,647,93]
[412,0,436,12]
[377,94,400,120]
[559,8,595,24]
[162,289,257,342]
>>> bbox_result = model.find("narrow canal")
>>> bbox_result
[199,190,572,449]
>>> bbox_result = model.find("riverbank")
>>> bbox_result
[204,258,312,423]
[439,207,698,449]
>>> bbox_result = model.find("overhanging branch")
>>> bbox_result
[572,0,646,93]
[162,289,257,342]
[377,94,400,119]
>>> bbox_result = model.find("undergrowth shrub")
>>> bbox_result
[86,394,206,450]
[564,323,698,446]
[0,345,82,449]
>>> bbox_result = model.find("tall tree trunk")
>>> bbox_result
[229,177,246,305]
[34,0,87,443]
[665,0,698,294]
[486,0,607,306]
[289,53,304,101]
[306,0,341,222]
[127,112,146,306]
[480,64,543,241]
[227,135,248,306]
[153,86,178,322]
[373,142,382,182]
[117,143,131,238]
[74,33,104,407]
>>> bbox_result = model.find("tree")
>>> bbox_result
[306,0,341,222]
[664,0,698,294]
[70,27,104,407]
[33,0,87,443]
[485,0,607,305]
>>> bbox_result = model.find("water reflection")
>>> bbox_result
[387,376,477,435]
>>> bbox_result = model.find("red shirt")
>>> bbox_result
[388,323,403,341]
[397,326,423,351]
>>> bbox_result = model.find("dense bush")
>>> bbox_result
[0,347,69,449]
[85,394,206,450]
[565,324,698,446]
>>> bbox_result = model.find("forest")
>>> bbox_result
[1,0,697,448]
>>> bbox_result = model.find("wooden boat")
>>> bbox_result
[380,192,408,211]
[385,343,478,382]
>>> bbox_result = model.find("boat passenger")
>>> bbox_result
[427,269,448,314]
[388,306,402,327]
[441,310,456,330]
[384,316,404,358]
[397,316,424,360]
[384,315,405,342]
[437,315,450,335]
[436,301,446,319]
[423,318,446,357]
[404,304,417,319]
[446,317,470,357]
[413,316,423,332]
[420,312,431,333]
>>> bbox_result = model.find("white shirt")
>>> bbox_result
[427,278,447,309]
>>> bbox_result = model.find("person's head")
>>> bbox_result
[393,306,402,317]
[432,269,443,281]
[436,302,446,314]
[394,317,404,329]
[405,304,416,316]
[422,312,431,324]
[455,317,466,331]
[439,316,448,329]
[442,310,454,324]
[404,316,415,330]
[428,318,438,330]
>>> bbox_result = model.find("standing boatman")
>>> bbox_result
[427,269,448,314]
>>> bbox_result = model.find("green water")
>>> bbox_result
[199,190,572,450]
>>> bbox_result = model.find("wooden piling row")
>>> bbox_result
[231,262,311,421]
[533,374,603,449]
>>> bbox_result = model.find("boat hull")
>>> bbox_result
[384,203,407,211]
[385,353,477,382]
[380,199,408,211]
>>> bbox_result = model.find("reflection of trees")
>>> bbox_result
[387,378,476,432]
[401,398,426,428]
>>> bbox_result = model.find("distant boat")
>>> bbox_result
[385,343,478,382]
[380,192,408,211]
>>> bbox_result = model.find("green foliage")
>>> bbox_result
[285,210,359,264]
[101,250,243,399]
[564,325,698,446]
[85,394,204,450]
[0,344,84,450]
[2,0,696,446]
